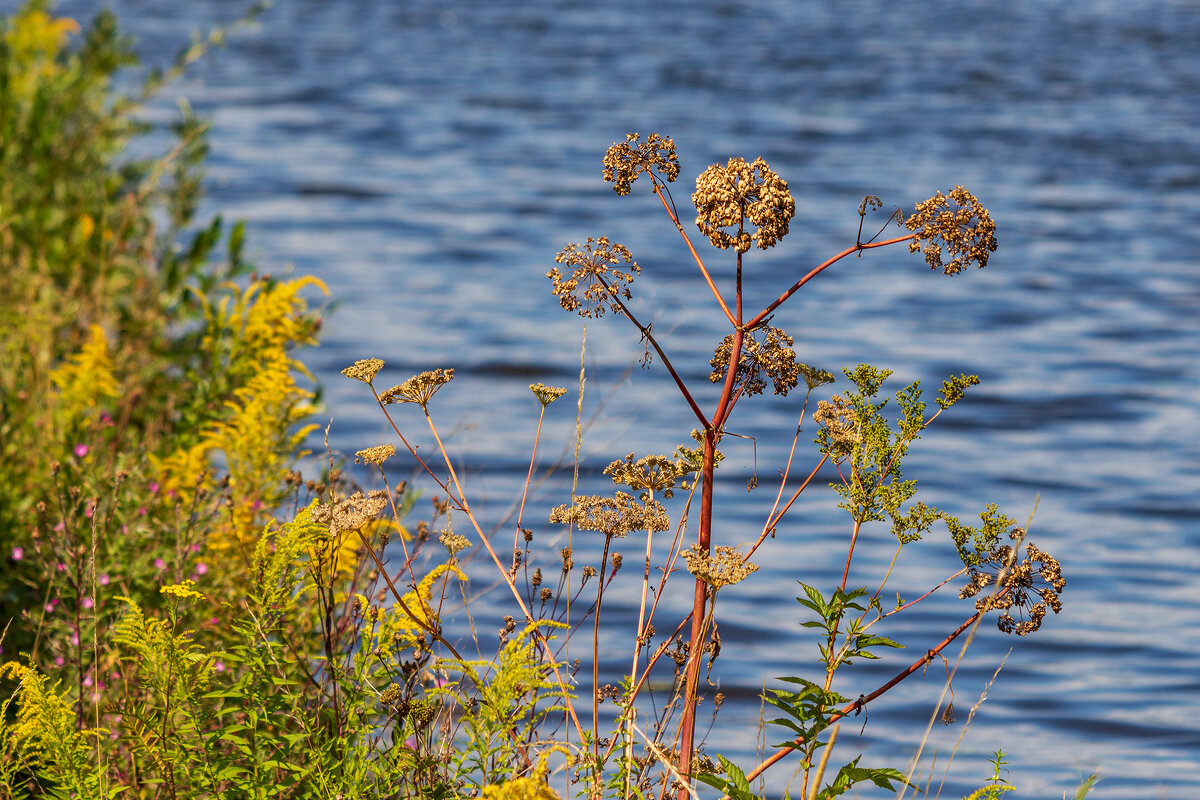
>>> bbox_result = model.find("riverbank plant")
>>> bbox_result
[0,3,1078,799]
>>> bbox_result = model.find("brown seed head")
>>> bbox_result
[548,237,639,319]
[692,156,795,253]
[905,186,997,275]
[603,131,680,196]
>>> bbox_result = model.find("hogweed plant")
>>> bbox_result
[336,132,1066,800]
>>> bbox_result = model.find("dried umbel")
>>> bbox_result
[692,156,795,253]
[960,534,1065,636]
[604,452,691,500]
[682,544,758,589]
[355,444,396,466]
[905,186,997,275]
[603,131,680,196]
[813,394,861,461]
[709,325,800,396]
[529,382,567,406]
[312,490,389,537]
[548,491,670,538]
[547,236,639,319]
[378,368,454,408]
[342,358,385,384]
[439,529,471,556]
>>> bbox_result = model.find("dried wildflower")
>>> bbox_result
[905,186,997,275]
[355,444,396,466]
[342,358,385,384]
[709,326,800,396]
[549,492,669,539]
[603,131,680,196]
[604,453,690,500]
[547,237,639,319]
[799,363,836,391]
[813,394,861,461]
[313,490,390,536]
[682,544,758,588]
[539,587,552,602]
[378,368,454,408]
[692,156,795,253]
[439,529,471,556]
[530,382,568,406]
[959,533,1065,636]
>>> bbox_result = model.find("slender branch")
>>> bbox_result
[372,402,589,744]
[746,234,916,330]
[651,177,737,327]
[745,452,829,562]
[602,281,709,429]
[740,608,985,787]
[513,404,549,572]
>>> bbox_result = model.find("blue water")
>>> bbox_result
[39,0,1200,796]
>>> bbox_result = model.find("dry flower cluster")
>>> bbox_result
[379,368,455,408]
[709,325,801,396]
[602,131,680,196]
[904,185,998,275]
[547,237,640,319]
[681,544,758,589]
[692,156,795,253]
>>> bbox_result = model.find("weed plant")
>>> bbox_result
[0,3,1089,799]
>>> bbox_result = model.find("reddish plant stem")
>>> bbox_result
[651,178,737,328]
[746,234,916,330]
[605,282,708,429]
[745,452,829,562]
[677,325,744,796]
[739,609,984,789]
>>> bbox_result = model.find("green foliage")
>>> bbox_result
[796,584,903,671]
[442,621,571,792]
[961,750,1015,800]
[813,758,908,799]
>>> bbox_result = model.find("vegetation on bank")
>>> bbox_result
[0,3,1094,799]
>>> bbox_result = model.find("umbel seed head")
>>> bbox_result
[603,132,680,195]
[905,186,997,275]
[692,156,795,253]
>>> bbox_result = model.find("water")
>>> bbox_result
[36,0,1200,796]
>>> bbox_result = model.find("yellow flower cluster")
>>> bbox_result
[2,6,80,104]
[151,277,326,548]
[48,324,120,428]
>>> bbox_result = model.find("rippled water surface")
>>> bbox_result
[41,0,1200,796]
